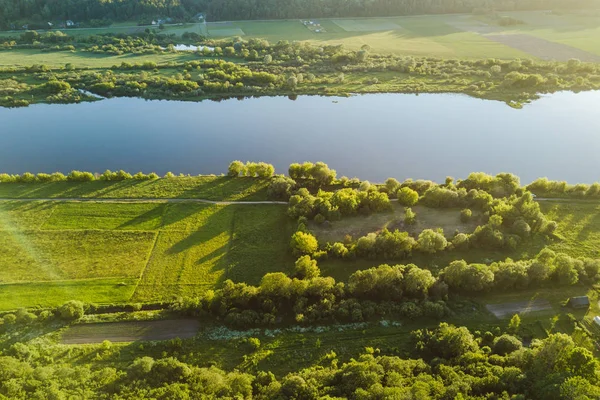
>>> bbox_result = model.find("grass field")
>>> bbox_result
[0,176,270,201]
[540,200,600,258]
[0,199,293,309]
[2,11,599,63]
[201,11,600,59]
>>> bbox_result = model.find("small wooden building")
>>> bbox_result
[568,296,590,309]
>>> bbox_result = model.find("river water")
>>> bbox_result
[1,91,599,183]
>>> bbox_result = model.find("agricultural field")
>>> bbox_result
[0,198,293,310]
[2,11,599,63]
[202,11,600,60]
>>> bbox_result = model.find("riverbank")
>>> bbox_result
[2,38,600,108]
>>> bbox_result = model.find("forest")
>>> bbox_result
[0,0,599,28]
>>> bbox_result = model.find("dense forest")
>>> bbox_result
[0,0,599,28]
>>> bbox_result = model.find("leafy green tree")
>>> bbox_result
[404,207,416,225]
[460,208,472,222]
[417,229,447,253]
[290,231,318,255]
[397,187,419,206]
[493,334,522,355]
[294,256,320,279]
[267,176,296,200]
[403,266,435,298]
[508,314,521,333]
[59,300,84,320]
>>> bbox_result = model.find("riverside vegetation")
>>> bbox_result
[1,161,600,398]
[2,29,600,108]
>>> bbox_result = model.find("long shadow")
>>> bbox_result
[117,203,167,230]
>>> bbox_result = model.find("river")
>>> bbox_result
[1,91,599,183]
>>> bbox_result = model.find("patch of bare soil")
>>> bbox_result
[61,319,200,344]
[486,299,552,318]
[485,34,600,62]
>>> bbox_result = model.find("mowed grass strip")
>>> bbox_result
[132,204,235,301]
[41,202,166,230]
[0,230,155,283]
[0,278,138,311]
[132,204,293,301]
[0,176,270,201]
[226,205,295,285]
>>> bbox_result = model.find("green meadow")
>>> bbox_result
[0,198,293,310]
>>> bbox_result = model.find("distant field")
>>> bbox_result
[0,199,293,309]
[2,11,599,63]
[199,11,600,60]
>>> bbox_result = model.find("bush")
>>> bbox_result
[67,170,95,182]
[493,334,522,355]
[228,160,245,177]
[59,300,85,320]
[397,187,419,206]
[460,209,472,222]
[268,176,296,200]
[290,231,318,255]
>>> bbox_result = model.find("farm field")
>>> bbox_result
[202,11,600,59]
[1,11,599,62]
[0,199,293,309]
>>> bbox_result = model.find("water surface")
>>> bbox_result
[1,92,599,183]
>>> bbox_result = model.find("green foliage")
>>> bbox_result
[294,256,320,279]
[290,231,318,256]
[58,300,84,320]
[397,187,419,206]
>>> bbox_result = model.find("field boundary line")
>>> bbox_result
[131,231,161,300]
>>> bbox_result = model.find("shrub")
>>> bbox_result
[397,187,419,206]
[294,256,320,279]
[331,242,349,258]
[404,207,416,225]
[460,209,472,222]
[493,334,522,355]
[268,176,296,200]
[67,170,95,182]
[290,231,318,255]
[59,300,85,320]
[228,160,245,177]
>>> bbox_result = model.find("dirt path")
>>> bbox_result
[486,299,552,318]
[61,319,200,344]
[0,198,287,205]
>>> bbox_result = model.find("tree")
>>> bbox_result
[397,187,419,206]
[310,162,336,186]
[404,207,416,225]
[228,160,245,177]
[59,300,84,320]
[493,334,522,355]
[460,209,472,222]
[294,256,320,279]
[263,54,273,64]
[417,229,447,253]
[267,176,296,200]
[290,231,318,255]
[555,254,579,285]
[403,266,435,298]
[508,314,521,333]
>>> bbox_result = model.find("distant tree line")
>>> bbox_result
[0,0,597,29]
